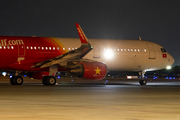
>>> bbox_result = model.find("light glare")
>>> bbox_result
[166,66,171,70]
[2,72,6,76]
[104,49,114,59]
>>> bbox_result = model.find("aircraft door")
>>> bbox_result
[147,43,156,59]
[18,45,25,56]
[93,44,100,58]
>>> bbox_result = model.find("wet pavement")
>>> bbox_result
[0,77,180,120]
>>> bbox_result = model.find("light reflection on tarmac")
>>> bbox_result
[0,77,180,120]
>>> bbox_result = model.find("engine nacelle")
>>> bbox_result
[70,62,107,80]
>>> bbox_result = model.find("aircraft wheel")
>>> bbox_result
[10,76,23,85]
[139,79,147,85]
[10,76,15,85]
[42,76,48,85]
[42,76,56,86]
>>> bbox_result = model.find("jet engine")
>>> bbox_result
[70,62,107,80]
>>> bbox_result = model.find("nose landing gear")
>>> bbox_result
[139,71,147,85]
[139,79,147,85]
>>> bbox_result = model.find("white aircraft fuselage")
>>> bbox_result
[59,38,174,72]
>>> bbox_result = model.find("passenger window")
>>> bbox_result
[0,46,2,49]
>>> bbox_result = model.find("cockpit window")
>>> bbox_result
[161,48,166,53]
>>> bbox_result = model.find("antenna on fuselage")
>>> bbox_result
[139,36,142,40]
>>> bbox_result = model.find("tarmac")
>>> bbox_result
[0,76,180,120]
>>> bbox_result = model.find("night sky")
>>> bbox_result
[0,0,180,66]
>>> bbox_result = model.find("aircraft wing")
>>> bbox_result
[31,23,92,68]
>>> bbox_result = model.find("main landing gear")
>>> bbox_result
[10,76,23,85]
[42,65,57,86]
[10,75,57,86]
[42,76,56,86]
[139,71,147,85]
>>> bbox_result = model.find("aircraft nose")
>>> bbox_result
[168,53,175,65]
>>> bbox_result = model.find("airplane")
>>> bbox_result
[0,23,174,85]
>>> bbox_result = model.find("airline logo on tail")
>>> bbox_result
[77,28,85,40]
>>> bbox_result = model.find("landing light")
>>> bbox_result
[104,49,114,59]
[166,66,172,70]
[2,72,6,76]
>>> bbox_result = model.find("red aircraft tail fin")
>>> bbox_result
[75,23,89,44]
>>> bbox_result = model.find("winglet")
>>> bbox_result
[76,23,89,44]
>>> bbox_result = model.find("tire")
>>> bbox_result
[10,76,15,85]
[42,76,56,86]
[139,80,142,85]
[139,79,147,85]
[15,76,23,85]
[42,76,48,85]
[142,80,147,85]
[46,76,56,86]
[10,76,23,85]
